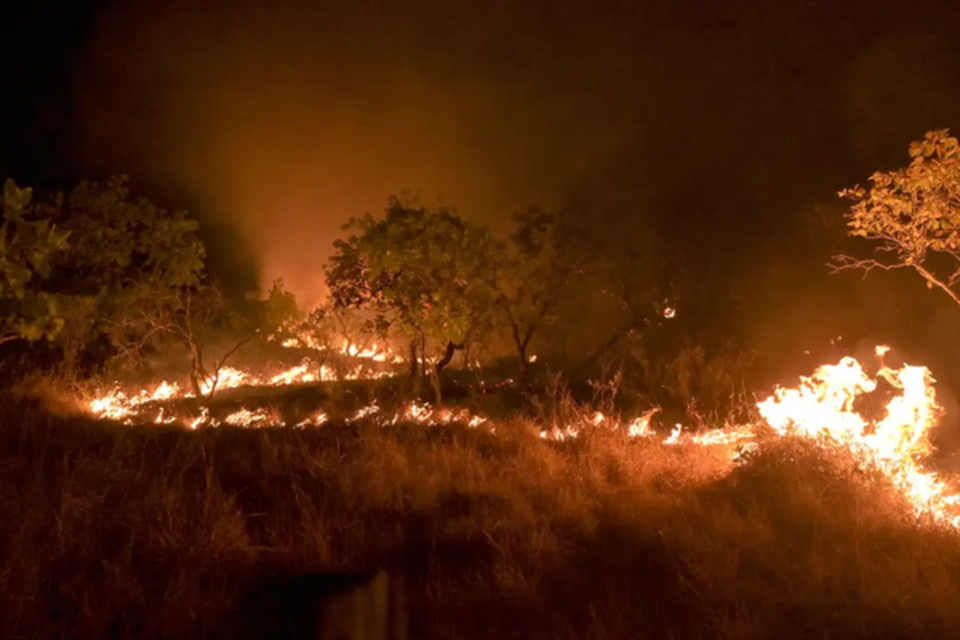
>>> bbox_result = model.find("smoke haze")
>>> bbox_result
[63,0,960,378]
[70,0,648,302]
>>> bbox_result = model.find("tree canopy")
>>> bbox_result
[0,175,210,376]
[326,195,501,371]
[0,179,70,345]
[832,129,960,306]
[492,205,593,378]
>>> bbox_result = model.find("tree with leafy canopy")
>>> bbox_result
[492,205,594,383]
[12,175,208,371]
[0,179,71,346]
[831,129,960,306]
[572,208,677,374]
[325,194,501,401]
[508,203,673,378]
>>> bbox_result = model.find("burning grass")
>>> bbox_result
[4,349,960,638]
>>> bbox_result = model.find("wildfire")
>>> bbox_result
[81,341,960,529]
[757,353,960,527]
[279,333,405,364]
[89,356,398,425]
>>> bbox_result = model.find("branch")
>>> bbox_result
[912,261,960,307]
[213,331,257,373]
[830,253,960,307]
[827,254,912,279]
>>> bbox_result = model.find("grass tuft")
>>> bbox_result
[2,391,960,638]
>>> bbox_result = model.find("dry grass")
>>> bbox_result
[2,392,960,639]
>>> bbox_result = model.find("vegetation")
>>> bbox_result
[3,129,960,638]
[326,195,502,400]
[832,129,960,305]
[492,205,592,384]
[0,179,71,345]
[2,393,960,639]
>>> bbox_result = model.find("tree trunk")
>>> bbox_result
[434,341,463,377]
[430,341,464,405]
[188,341,210,398]
[420,334,428,396]
[429,369,443,405]
[518,344,529,381]
[408,340,419,381]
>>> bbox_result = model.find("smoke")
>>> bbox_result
[67,0,960,374]
[69,0,643,305]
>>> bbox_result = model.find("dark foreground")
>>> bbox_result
[2,394,960,640]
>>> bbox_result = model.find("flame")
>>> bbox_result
[275,329,405,364]
[81,340,960,529]
[88,354,398,425]
[757,349,960,527]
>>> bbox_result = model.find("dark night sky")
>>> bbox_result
[3,0,960,379]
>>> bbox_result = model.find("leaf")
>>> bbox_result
[3,178,32,211]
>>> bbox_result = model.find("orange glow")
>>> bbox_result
[83,344,960,528]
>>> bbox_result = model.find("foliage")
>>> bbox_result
[0,179,71,345]
[41,175,205,292]
[250,278,303,339]
[27,175,208,366]
[633,340,758,427]
[325,194,501,374]
[832,129,960,305]
[106,279,302,397]
[493,205,593,379]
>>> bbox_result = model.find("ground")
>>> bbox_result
[3,381,960,640]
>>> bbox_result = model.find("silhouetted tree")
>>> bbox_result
[492,205,593,384]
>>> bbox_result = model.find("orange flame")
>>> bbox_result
[82,342,960,528]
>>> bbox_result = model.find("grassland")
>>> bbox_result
[3,382,960,640]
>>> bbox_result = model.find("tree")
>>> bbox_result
[325,195,501,401]
[492,205,591,383]
[0,179,71,346]
[520,204,673,377]
[831,129,960,306]
[106,279,299,398]
[32,175,207,370]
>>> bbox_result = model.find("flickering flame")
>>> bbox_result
[757,349,960,527]
[276,329,405,364]
[88,355,397,425]
[81,341,960,529]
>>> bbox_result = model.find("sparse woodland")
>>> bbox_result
[2,132,960,638]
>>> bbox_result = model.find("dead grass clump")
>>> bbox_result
[666,437,960,639]
[3,397,960,638]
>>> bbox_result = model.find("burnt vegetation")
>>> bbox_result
[2,131,960,639]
